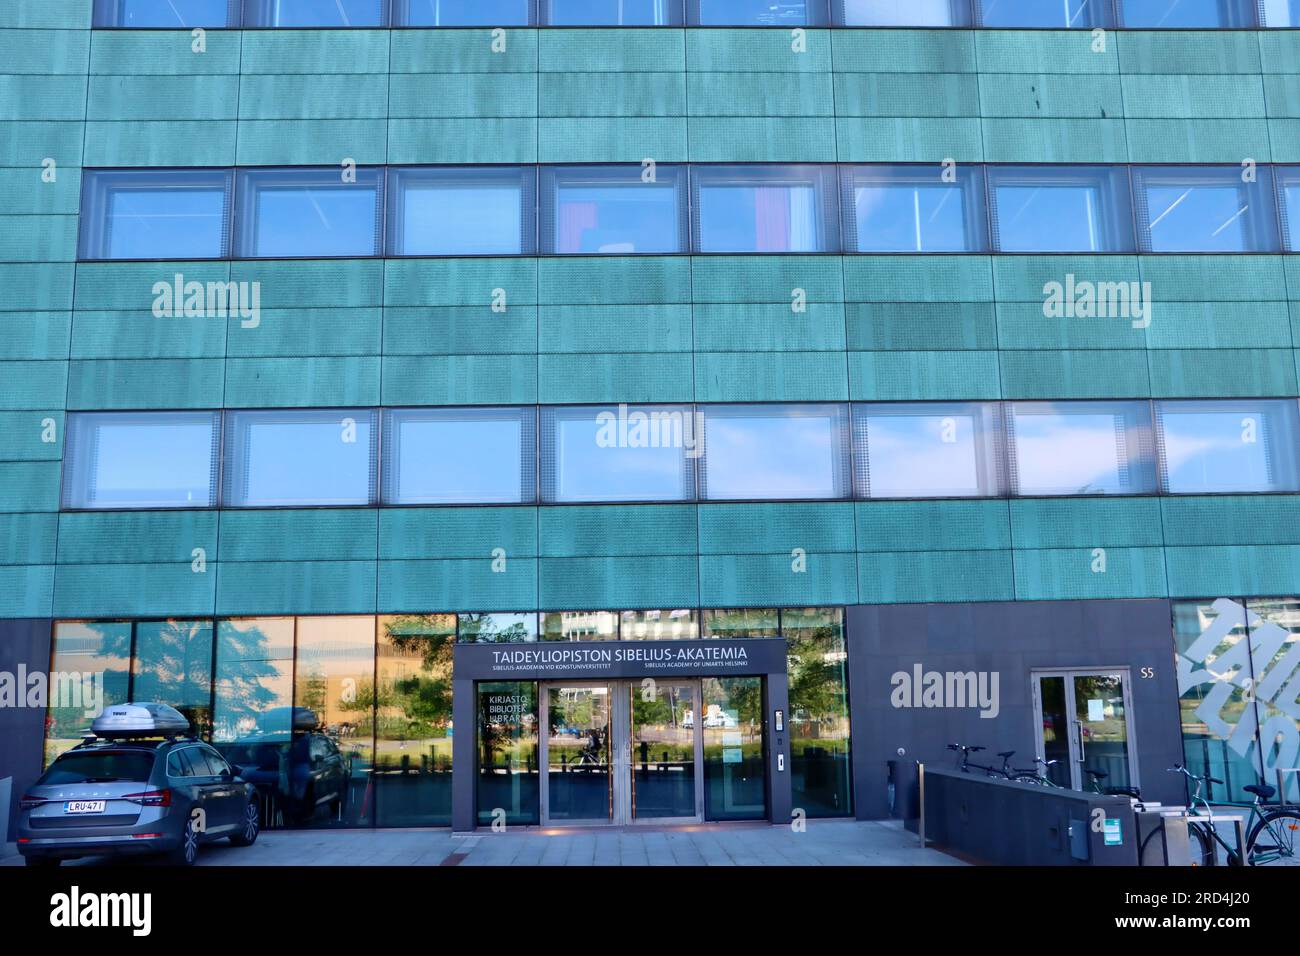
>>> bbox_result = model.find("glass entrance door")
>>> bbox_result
[627,681,704,822]
[540,680,703,825]
[1033,670,1137,792]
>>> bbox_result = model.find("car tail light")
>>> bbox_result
[19,794,44,810]
[122,789,171,807]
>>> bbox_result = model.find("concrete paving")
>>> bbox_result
[3,819,965,867]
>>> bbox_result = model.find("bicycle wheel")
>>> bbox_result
[1141,821,1212,865]
[1246,809,1300,866]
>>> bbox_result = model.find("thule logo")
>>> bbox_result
[49,886,152,937]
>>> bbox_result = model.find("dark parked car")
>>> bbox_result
[16,703,260,867]
[221,708,351,825]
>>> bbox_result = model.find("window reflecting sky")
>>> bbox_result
[1120,0,1257,27]
[245,0,386,26]
[841,0,964,25]
[83,417,216,507]
[552,411,689,501]
[978,0,1111,27]
[243,175,380,258]
[862,411,985,497]
[704,409,842,499]
[1159,402,1300,494]
[547,0,682,24]
[400,0,531,24]
[554,182,680,254]
[697,182,820,253]
[103,0,233,26]
[230,413,374,506]
[107,187,226,259]
[1012,405,1151,496]
[389,413,526,503]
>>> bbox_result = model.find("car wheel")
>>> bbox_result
[167,817,201,866]
[229,800,261,847]
[24,856,60,867]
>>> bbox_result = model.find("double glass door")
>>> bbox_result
[1033,669,1138,792]
[540,680,704,825]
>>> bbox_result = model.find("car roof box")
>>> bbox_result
[91,702,190,738]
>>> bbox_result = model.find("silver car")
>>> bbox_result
[18,713,260,867]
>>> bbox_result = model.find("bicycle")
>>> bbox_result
[1137,765,1300,866]
[948,743,1013,778]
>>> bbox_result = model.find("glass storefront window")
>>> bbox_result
[784,608,852,817]
[477,682,540,826]
[1172,599,1261,804]
[541,611,619,642]
[45,622,132,766]
[1238,600,1300,804]
[459,613,539,643]
[293,617,376,827]
[131,619,214,740]
[375,615,455,826]
[213,617,295,819]
[702,608,780,639]
[702,677,766,820]
[619,609,699,641]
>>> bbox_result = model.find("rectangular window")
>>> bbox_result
[63,412,221,510]
[988,165,1135,253]
[222,409,378,507]
[294,616,374,826]
[1277,166,1300,252]
[702,608,780,638]
[620,609,699,640]
[94,0,238,26]
[242,0,388,25]
[132,620,215,740]
[459,613,539,643]
[79,169,232,261]
[387,167,536,256]
[45,623,131,766]
[700,404,851,501]
[476,681,539,826]
[836,0,970,24]
[852,402,1005,499]
[702,676,765,820]
[975,0,1114,27]
[541,611,619,641]
[841,164,987,253]
[1134,165,1281,253]
[544,0,683,23]
[1261,0,1300,25]
[1118,0,1259,27]
[1156,399,1300,494]
[397,0,533,24]
[376,614,455,826]
[541,405,698,503]
[1007,401,1157,496]
[540,165,688,254]
[689,0,829,24]
[235,167,383,259]
[382,407,536,505]
[693,165,840,253]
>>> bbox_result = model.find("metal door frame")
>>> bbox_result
[1031,667,1140,792]
[621,679,705,826]
[539,679,704,826]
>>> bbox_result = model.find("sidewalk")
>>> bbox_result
[2,819,965,867]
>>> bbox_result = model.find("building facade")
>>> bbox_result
[3,0,1300,836]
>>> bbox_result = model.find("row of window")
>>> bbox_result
[62,398,1300,510]
[47,608,850,826]
[94,0,1300,30]
[80,164,1300,261]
